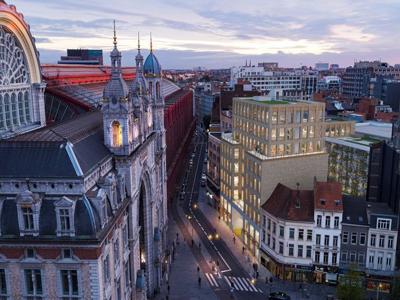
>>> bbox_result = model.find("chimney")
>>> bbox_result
[295,182,300,208]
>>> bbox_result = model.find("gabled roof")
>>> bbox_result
[314,181,343,212]
[261,183,314,222]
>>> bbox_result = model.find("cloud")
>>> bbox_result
[330,24,375,42]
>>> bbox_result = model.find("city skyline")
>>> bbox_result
[10,0,400,68]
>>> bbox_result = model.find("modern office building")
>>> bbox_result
[370,76,400,112]
[342,61,400,99]
[59,49,104,65]
[220,96,329,256]
[326,136,383,197]
[230,65,318,100]
[317,76,341,92]
[207,132,222,207]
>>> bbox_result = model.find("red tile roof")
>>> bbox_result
[261,183,314,222]
[314,181,343,212]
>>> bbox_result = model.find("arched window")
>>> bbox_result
[18,92,24,124]
[0,94,3,130]
[112,121,122,147]
[4,94,11,128]
[24,91,30,122]
[149,82,153,96]
[156,82,160,98]
[11,93,18,126]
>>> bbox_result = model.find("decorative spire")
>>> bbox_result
[113,20,117,47]
[138,32,141,52]
[150,32,153,53]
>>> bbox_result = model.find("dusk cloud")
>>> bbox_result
[8,0,400,68]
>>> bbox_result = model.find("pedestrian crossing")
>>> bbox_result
[205,273,263,293]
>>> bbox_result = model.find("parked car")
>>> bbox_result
[268,292,291,300]
[201,180,206,187]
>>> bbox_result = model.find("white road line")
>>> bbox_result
[239,277,252,291]
[205,273,217,287]
[231,277,245,291]
[237,277,250,291]
[223,275,232,288]
[227,276,240,290]
[210,273,218,287]
[246,278,259,292]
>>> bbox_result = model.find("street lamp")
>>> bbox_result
[193,203,198,209]
[208,234,213,240]
[376,282,383,300]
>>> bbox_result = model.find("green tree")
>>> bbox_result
[337,265,365,300]
[390,276,400,300]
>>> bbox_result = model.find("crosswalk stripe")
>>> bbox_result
[205,273,218,287]
[237,277,251,291]
[223,275,232,287]
[231,277,245,291]
[228,276,242,291]
[245,278,259,292]
[210,274,219,287]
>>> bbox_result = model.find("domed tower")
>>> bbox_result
[143,34,162,103]
[102,21,138,156]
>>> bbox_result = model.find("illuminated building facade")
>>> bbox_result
[220,96,329,256]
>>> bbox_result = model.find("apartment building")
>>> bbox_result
[220,96,329,256]
[313,181,343,284]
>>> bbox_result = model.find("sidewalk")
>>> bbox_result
[154,214,218,300]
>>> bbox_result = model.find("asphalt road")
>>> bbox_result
[175,128,268,300]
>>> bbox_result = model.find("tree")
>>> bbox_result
[337,265,365,300]
[203,115,211,130]
[390,276,400,300]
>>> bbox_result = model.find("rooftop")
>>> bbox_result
[261,183,314,222]
[314,181,343,212]
[326,135,381,151]
[355,121,392,140]
[342,196,368,226]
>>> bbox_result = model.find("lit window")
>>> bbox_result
[112,121,122,147]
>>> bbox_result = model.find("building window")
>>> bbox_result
[272,222,276,235]
[114,238,120,266]
[289,228,294,239]
[316,234,321,245]
[379,235,385,247]
[333,236,338,247]
[22,207,34,230]
[262,229,266,243]
[298,229,304,240]
[350,252,356,262]
[59,209,71,232]
[324,235,329,246]
[298,245,303,257]
[358,253,365,266]
[267,219,271,231]
[288,244,294,256]
[315,251,320,263]
[279,226,284,238]
[377,255,383,269]
[388,236,394,248]
[341,252,348,262]
[370,234,376,247]
[334,216,339,228]
[325,216,331,228]
[306,246,312,258]
[359,233,366,245]
[377,219,390,230]
[123,224,129,250]
[316,215,322,227]
[342,232,348,244]
[103,255,110,286]
[267,234,271,246]
[24,269,43,298]
[279,242,283,254]
[332,253,337,265]
[369,254,374,267]
[0,269,7,298]
[112,121,122,147]
[272,238,276,250]
[323,252,329,264]
[307,230,312,241]
[124,260,131,289]
[60,270,79,298]
[351,233,357,245]
[386,255,392,269]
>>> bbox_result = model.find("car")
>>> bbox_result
[201,180,206,187]
[268,292,291,300]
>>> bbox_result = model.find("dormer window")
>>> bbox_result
[54,196,76,237]
[377,218,391,230]
[320,198,326,206]
[16,190,41,236]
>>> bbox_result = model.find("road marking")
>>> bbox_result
[222,276,263,293]
[205,273,219,287]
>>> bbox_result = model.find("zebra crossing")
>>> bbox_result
[205,273,263,293]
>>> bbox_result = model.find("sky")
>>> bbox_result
[9,0,400,69]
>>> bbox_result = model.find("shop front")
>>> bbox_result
[314,266,339,285]
[366,273,393,295]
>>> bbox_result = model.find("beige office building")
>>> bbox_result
[220,96,329,256]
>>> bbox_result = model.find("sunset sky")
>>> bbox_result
[10,0,400,68]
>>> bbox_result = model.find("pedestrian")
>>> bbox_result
[256,271,259,278]
[197,265,200,273]
[191,239,194,247]
[167,284,170,294]
[233,236,236,244]
[265,276,269,284]
[198,276,202,288]
[230,280,234,291]
[166,296,168,300]
[242,246,245,254]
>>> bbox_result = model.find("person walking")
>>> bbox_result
[198,276,202,288]
[242,246,245,254]
[197,265,200,273]
[167,284,170,294]
[233,236,236,244]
